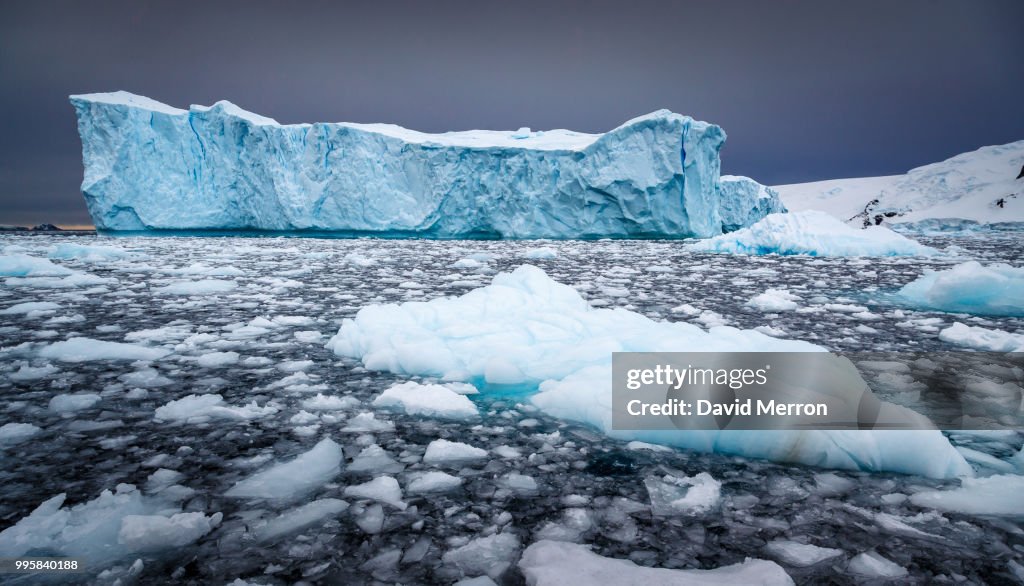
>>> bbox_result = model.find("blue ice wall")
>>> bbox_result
[71,92,779,238]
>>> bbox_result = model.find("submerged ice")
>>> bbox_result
[69,91,784,239]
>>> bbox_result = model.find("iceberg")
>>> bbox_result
[718,175,787,232]
[69,91,781,238]
[897,261,1024,317]
[328,265,971,478]
[687,210,937,256]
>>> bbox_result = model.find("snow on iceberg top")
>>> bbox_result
[687,210,938,257]
[70,91,187,116]
[69,91,692,151]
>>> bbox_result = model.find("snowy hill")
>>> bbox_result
[775,140,1024,229]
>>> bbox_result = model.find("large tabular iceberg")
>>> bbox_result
[327,265,971,478]
[69,91,784,238]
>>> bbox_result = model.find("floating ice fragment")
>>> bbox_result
[372,381,479,420]
[645,472,721,515]
[9,363,59,381]
[196,351,240,367]
[154,394,277,423]
[39,337,170,362]
[0,484,217,566]
[938,322,1024,352]
[302,393,360,411]
[118,511,222,551]
[348,444,404,474]
[340,412,395,432]
[908,474,1024,516]
[225,438,343,500]
[407,471,463,494]
[519,540,793,586]
[847,551,907,579]
[443,532,521,580]
[49,243,139,262]
[0,254,74,277]
[746,289,799,311]
[343,476,406,510]
[524,247,558,260]
[1,301,61,315]
[497,473,538,494]
[48,392,101,415]
[255,498,349,541]
[898,261,1024,316]
[0,422,42,445]
[764,540,843,567]
[423,439,487,465]
[155,279,237,295]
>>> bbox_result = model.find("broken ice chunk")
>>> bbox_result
[343,476,407,510]
[372,381,479,420]
[348,444,404,474]
[443,532,521,580]
[423,439,487,465]
[225,437,343,500]
[407,471,463,494]
[764,540,843,567]
[255,498,349,541]
[644,472,721,515]
[847,551,907,579]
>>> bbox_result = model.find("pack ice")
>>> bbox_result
[69,91,783,238]
[329,265,971,478]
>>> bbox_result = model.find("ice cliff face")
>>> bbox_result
[718,175,787,232]
[70,91,780,238]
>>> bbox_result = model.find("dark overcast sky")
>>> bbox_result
[2,0,1022,226]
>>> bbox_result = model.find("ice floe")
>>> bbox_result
[154,393,278,423]
[519,540,793,585]
[225,437,342,500]
[938,322,1024,352]
[423,439,488,465]
[372,381,479,420]
[898,261,1024,316]
[687,211,936,257]
[909,474,1024,516]
[330,264,971,478]
[39,337,171,362]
